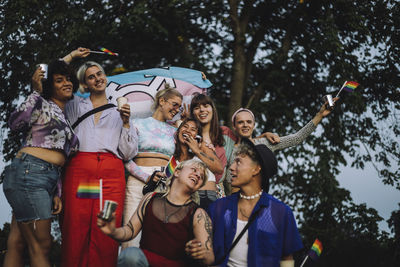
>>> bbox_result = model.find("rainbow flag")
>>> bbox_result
[308,238,323,261]
[165,156,178,178]
[76,182,100,199]
[98,46,118,56]
[343,81,359,92]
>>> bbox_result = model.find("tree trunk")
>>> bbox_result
[227,0,254,127]
[228,41,247,127]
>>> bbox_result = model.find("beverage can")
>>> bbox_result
[101,200,118,221]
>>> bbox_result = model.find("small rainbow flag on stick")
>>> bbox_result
[76,181,101,199]
[89,47,119,56]
[98,46,119,56]
[165,156,178,178]
[308,238,323,260]
[300,238,323,267]
[336,81,360,97]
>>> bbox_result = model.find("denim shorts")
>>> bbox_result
[3,153,61,222]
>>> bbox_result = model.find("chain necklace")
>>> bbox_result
[163,197,190,223]
[239,189,263,200]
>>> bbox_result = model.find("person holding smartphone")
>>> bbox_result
[3,60,79,267]
[145,118,221,210]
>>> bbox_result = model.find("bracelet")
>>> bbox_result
[69,53,73,60]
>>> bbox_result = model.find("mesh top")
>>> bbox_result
[140,193,199,262]
[151,194,197,224]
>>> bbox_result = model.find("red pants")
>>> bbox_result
[61,152,125,267]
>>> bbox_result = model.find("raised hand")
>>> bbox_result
[180,103,190,120]
[183,133,201,154]
[63,47,90,63]
[32,66,45,93]
[119,104,131,127]
[319,97,340,117]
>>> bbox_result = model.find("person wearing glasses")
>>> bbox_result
[123,85,183,248]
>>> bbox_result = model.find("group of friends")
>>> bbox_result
[2,47,337,267]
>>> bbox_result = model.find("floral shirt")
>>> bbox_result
[9,91,79,157]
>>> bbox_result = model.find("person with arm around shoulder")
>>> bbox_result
[97,159,215,267]
[232,99,338,149]
[144,118,220,203]
[190,93,279,199]
[226,99,338,193]
[208,138,303,267]
[3,60,79,267]
[59,48,139,267]
[189,93,231,206]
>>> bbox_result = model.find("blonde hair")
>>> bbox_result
[76,61,105,93]
[162,159,208,203]
[151,83,183,111]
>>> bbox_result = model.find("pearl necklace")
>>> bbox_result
[240,189,263,200]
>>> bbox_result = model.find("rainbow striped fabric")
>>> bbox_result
[165,156,178,178]
[308,238,323,261]
[76,182,100,199]
[98,46,118,56]
[343,81,359,92]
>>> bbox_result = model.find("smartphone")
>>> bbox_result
[195,135,202,142]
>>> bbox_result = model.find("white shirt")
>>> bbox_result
[227,219,248,267]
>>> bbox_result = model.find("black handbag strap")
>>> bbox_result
[71,103,115,129]
[214,208,262,266]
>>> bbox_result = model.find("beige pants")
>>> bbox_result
[121,166,159,249]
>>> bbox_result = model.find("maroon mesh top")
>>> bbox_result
[140,194,198,263]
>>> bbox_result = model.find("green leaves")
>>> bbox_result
[0,1,398,265]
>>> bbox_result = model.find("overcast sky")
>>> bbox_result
[337,162,399,233]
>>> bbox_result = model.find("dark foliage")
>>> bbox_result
[0,1,398,266]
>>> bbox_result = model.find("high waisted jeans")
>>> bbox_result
[3,153,61,222]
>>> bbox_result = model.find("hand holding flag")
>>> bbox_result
[90,46,119,56]
[335,81,360,98]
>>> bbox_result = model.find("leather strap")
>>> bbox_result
[213,207,262,265]
[71,103,115,129]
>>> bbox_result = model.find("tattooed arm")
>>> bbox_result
[196,144,224,174]
[184,133,224,174]
[185,208,215,265]
[96,193,153,242]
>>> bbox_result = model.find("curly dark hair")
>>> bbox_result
[173,117,203,160]
[42,60,79,100]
